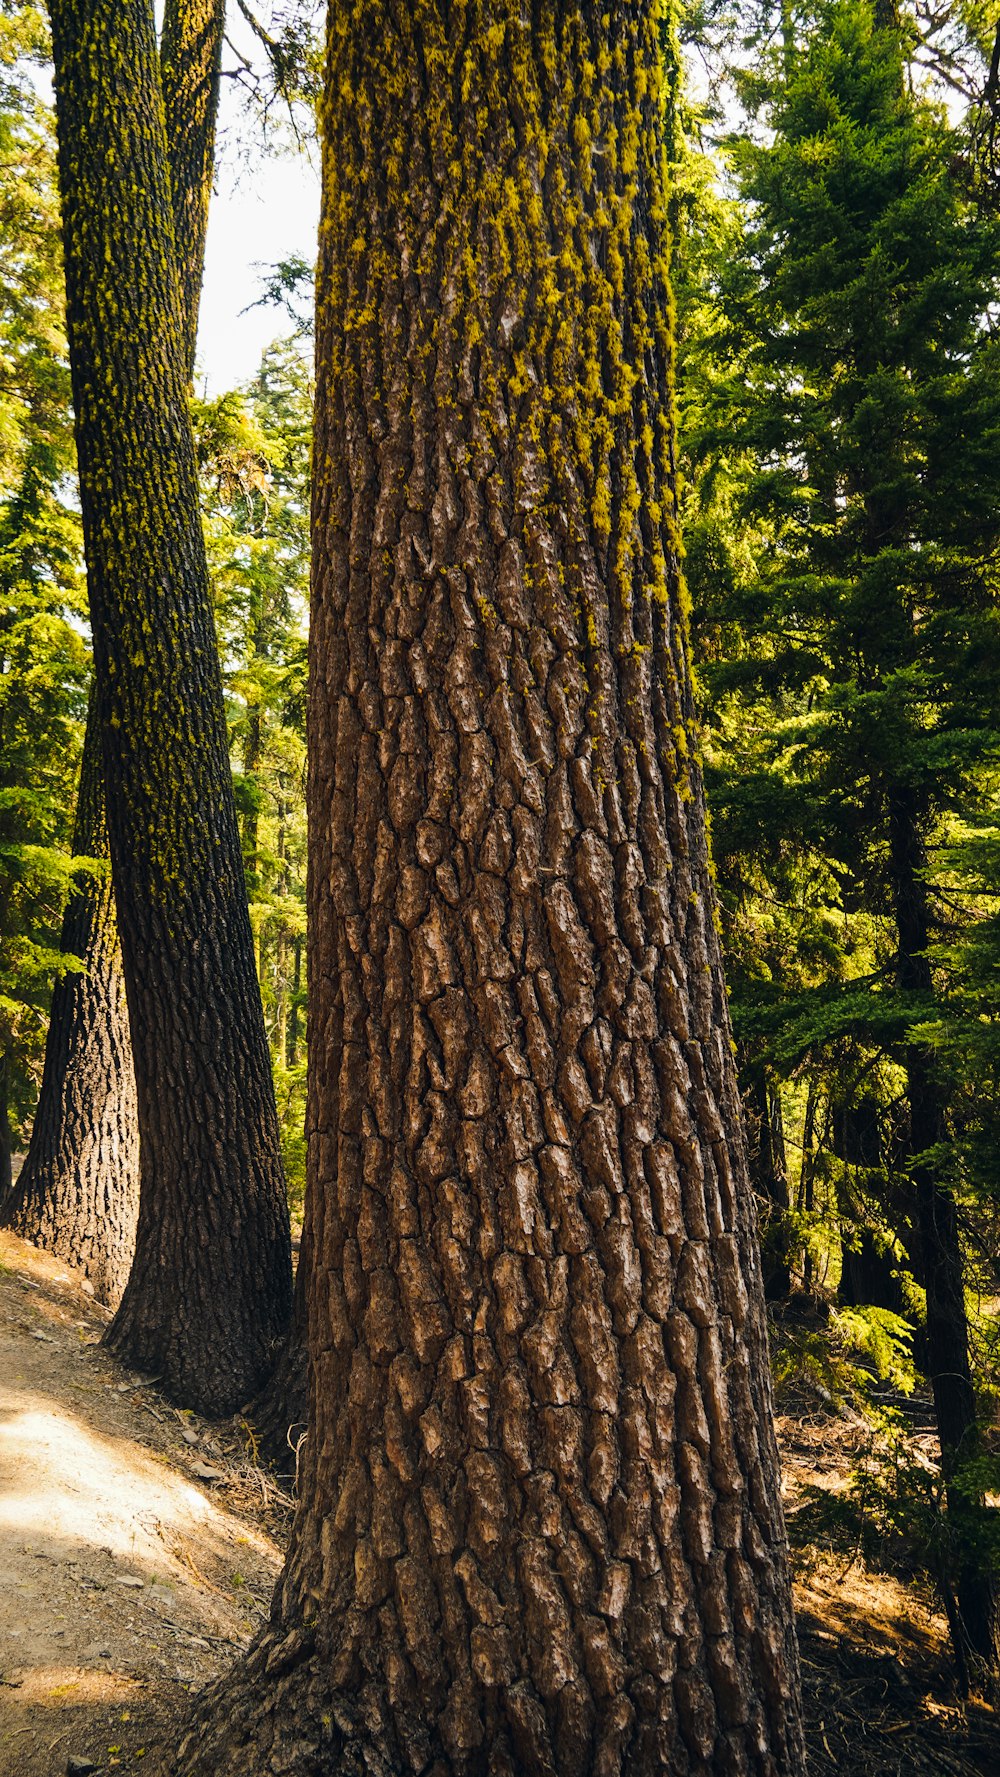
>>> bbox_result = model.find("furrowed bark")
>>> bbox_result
[3,687,138,1303]
[5,0,227,1307]
[177,2,805,1769]
[48,0,291,1415]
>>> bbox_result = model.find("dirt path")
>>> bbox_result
[0,1229,289,1777]
[3,1217,1000,1777]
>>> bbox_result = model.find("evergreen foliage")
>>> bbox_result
[0,5,85,1170]
[196,337,310,1210]
[684,0,1000,1290]
[679,0,1000,1675]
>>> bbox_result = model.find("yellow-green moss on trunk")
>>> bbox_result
[49,0,291,1415]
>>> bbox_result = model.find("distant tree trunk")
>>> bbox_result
[244,1222,311,1470]
[0,1051,12,1202]
[2,688,138,1302]
[888,786,998,1678]
[48,0,291,1415]
[798,1081,818,1293]
[3,0,226,1307]
[833,1094,907,1316]
[160,0,225,383]
[742,1064,792,1300]
[287,935,302,1067]
[178,2,806,1768]
[242,705,263,906]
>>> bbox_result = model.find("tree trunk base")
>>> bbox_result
[173,1620,798,1777]
[242,1332,308,1474]
[173,1632,377,1777]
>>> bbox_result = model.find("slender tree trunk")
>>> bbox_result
[287,935,302,1067]
[179,3,806,1768]
[3,0,226,1306]
[244,1222,311,1469]
[742,1065,791,1301]
[833,1095,907,1316]
[160,0,225,384]
[242,704,263,902]
[274,801,290,1059]
[2,687,138,1302]
[888,787,998,1678]
[48,0,291,1415]
[798,1082,818,1294]
[0,1051,12,1203]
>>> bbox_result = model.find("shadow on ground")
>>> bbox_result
[0,1228,284,1777]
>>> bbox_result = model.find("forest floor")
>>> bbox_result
[0,1224,998,1776]
[0,1228,290,1777]
[778,1394,1000,1775]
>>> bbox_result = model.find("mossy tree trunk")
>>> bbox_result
[5,0,226,1309]
[178,2,806,1770]
[48,0,291,1415]
[160,0,225,384]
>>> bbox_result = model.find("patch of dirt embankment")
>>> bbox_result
[0,1228,289,1776]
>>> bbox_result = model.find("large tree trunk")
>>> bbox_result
[2,688,138,1303]
[48,0,291,1416]
[177,3,806,1769]
[3,0,226,1308]
[888,787,998,1679]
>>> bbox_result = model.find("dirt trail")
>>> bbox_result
[0,1228,287,1777]
[3,1216,1000,1777]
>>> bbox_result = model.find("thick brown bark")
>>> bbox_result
[2,688,138,1304]
[49,0,291,1415]
[177,3,805,1770]
[888,788,998,1678]
[4,0,228,1307]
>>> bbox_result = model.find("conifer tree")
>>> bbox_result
[178,2,806,1769]
[46,0,292,1415]
[686,0,1000,1678]
[4,0,227,1307]
[0,4,85,1202]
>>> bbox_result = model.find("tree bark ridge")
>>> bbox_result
[2,687,138,1302]
[178,0,804,1767]
[48,0,292,1414]
[3,0,229,1307]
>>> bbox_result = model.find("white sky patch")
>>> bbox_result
[196,139,319,397]
[172,0,322,397]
